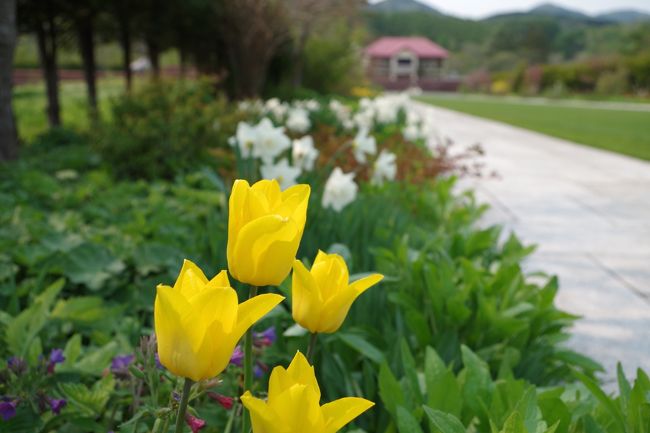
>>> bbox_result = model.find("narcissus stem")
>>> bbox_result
[242,285,259,433]
[174,378,193,433]
[306,333,318,363]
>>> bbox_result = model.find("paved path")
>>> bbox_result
[413,101,650,386]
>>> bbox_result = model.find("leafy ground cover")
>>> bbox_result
[1,85,648,432]
[418,94,650,161]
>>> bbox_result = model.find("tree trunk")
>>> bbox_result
[118,14,132,92]
[36,11,60,128]
[77,16,98,119]
[0,0,18,160]
[147,38,160,80]
[291,26,310,89]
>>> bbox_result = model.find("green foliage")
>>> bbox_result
[94,80,236,180]
[383,345,650,433]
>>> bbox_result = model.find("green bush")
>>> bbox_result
[94,80,235,180]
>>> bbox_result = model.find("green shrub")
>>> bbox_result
[596,68,630,95]
[94,80,235,180]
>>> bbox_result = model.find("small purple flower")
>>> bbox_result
[110,354,135,376]
[0,400,17,421]
[253,363,266,379]
[47,397,67,415]
[7,357,26,374]
[254,327,276,347]
[230,346,244,367]
[154,353,164,370]
[47,349,65,374]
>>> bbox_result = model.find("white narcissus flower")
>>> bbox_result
[351,128,377,164]
[253,118,291,163]
[304,99,320,111]
[234,121,258,157]
[322,167,358,212]
[286,108,311,133]
[265,98,289,120]
[353,110,374,131]
[292,136,319,171]
[372,150,397,185]
[260,158,301,190]
[403,123,421,141]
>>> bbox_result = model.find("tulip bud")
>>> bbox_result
[227,179,310,286]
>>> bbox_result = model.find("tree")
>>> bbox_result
[0,0,18,160]
[217,0,289,98]
[67,0,101,118]
[18,0,62,127]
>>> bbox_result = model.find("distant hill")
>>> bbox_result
[595,9,650,23]
[527,2,590,20]
[368,0,438,14]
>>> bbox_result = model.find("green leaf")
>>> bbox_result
[423,406,466,433]
[59,375,115,417]
[574,370,626,433]
[0,405,43,433]
[500,412,526,433]
[397,406,424,433]
[58,242,125,290]
[379,362,405,418]
[401,339,423,406]
[72,341,120,376]
[616,363,631,411]
[338,332,385,364]
[461,345,493,414]
[4,278,64,357]
[51,296,121,325]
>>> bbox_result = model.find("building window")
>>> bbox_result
[397,57,412,66]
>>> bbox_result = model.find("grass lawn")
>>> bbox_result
[13,78,138,142]
[418,95,650,161]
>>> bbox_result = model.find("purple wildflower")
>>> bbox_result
[253,364,265,379]
[254,326,276,347]
[0,400,16,421]
[47,397,67,415]
[230,346,244,367]
[47,349,65,374]
[7,357,26,375]
[110,354,135,376]
[154,353,164,370]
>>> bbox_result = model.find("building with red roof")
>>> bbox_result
[364,36,458,91]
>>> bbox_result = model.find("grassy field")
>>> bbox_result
[418,95,650,161]
[12,78,141,142]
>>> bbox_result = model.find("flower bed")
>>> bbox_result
[0,88,647,432]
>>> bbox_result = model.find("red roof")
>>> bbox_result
[365,37,448,59]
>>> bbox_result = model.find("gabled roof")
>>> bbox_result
[365,36,449,59]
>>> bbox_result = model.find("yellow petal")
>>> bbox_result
[241,391,278,433]
[291,260,323,333]
[230,214,299,286]
[154,285,200,379]
[174,259,209,298]
[227,179,251,269]
[348,273,384,296]
[310,253,348,301]
[270,384,325,433]
[234,293,284,340]
[319,274,382,334]
[269,351,320,401]
[205,269,231,290]
[322,397,375,433]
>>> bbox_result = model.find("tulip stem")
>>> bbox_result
[242,285,259,433]
[174,378,193,433]
[306,333,318,363]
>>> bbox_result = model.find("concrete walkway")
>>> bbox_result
[413,101,650,385]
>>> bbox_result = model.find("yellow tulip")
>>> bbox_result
[292,251,383,334]
[227,179,310,287]
[241,351,374,433]
[154,259,283,381]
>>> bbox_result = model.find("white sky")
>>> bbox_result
[384,1,650,19]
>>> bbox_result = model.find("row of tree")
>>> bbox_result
[0,0,362,161]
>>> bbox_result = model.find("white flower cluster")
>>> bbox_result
[232,95,420,212]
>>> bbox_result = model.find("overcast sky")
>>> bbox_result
[395,0,650,19]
